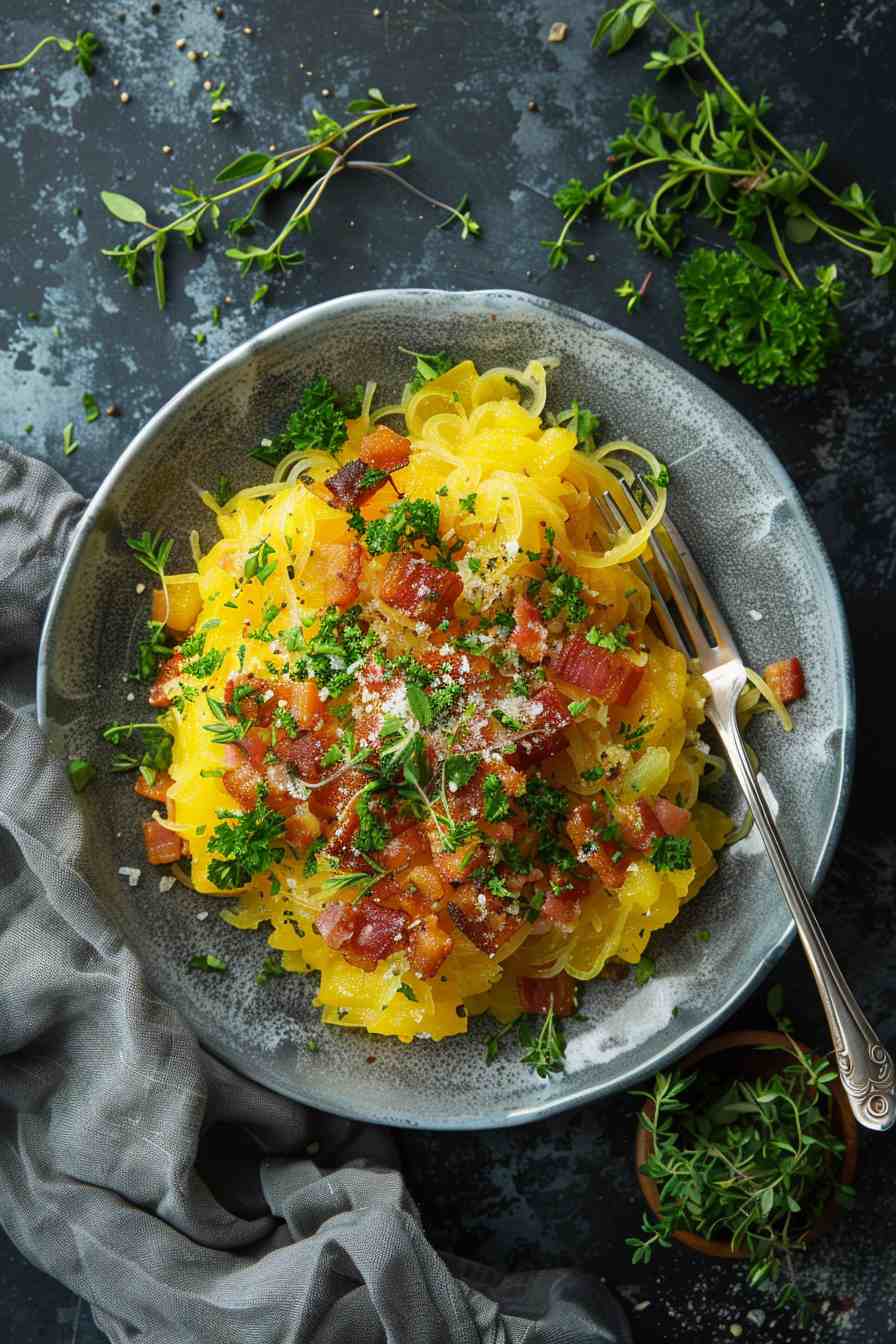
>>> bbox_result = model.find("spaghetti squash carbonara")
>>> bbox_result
[124,354,749,1047]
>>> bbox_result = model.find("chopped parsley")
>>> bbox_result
[188,954,228,973]
[585,623,631,652]
[287,605,378,696]
[244,538,277,583]
[649,835,693,872]
[206,799,286,889]
[354,784,390,855]
[619,719,653,749]
[364,498,443,558]
[402,348,455,392]
[67,758,95,792]
[251,376,352,465]
[482,773,511,822]
[396,981,418,1002]
[256,955,286,985]
[444,753,481,791]
[634,954,656,987]
[458,491,477,515]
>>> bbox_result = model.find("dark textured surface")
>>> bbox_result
[3,0,895,1340]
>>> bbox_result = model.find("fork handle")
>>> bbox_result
[708,677,895,1133]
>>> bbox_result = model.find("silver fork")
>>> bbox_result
[598,475,895,1133]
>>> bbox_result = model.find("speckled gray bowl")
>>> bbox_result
[37,289,853,1129]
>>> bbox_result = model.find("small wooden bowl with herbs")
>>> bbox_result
[631,1029,858,1313]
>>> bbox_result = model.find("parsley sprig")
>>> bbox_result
[207,799,286,889]
[1,30,100,76]
[252,377,354,466]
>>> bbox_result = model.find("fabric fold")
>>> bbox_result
[0,445,629,1344]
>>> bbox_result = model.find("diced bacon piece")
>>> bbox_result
[324,808,362,868]
[763,657,806,705]
[553,635,645,706]
[316,901,358,949]
[380,553,463,625]
[325,459,385,511]
[446,882,522,955]
[428,827,483,885]
[286,679,323,729]
[509,595,548,664]
[566,800,629,890]
[508,684,572,766]
[142,818,183,866]
[148,652,183,708]
[317,541,363,609]
[225,674,273,723]
[615,799,663,853]
[418,647,492,688]
[134,769,173,803]
[274,726,338,783]
[518,970,578,1018]
[310,767,369,822]
[341,898,409,972]
[360,424,411,472]
[222,761,263,809]
[538,874,586,932]
[242,725,272,770]
[409,915,454,980]
[379,824,432,873]
[653,796,691,836]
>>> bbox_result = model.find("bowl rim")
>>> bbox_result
[36,287,856,1129]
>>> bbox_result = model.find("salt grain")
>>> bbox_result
[118,867,141,887]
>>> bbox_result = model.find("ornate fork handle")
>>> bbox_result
[707,666,896,1133]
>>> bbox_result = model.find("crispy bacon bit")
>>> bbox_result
[446,883,522,955]
[518,970,577,1017]
[553,635,645,706]
[653,796,691,836]
[324,807,363,868]
[510,595,548,664]
[341,897,409,972]
[309,767,369,823]
[538,874,586,932]
[325,459,382,511]
[509,684,572,766]
[274,726,338,783]
[148,652,183,708]
[763,657,805,705]
[360,424,411,472]
[379,824,431,873]
[222,761,263,810]
[566,800,630,890]
[134,769,173,802]
[225,674,273,723]
[380,553,463,625]
[142,818,183,865]
[316,901,357,949]
[409,915,454,979]
[287,679,323,729]
[615,799,663,853]
[315,541,363,609]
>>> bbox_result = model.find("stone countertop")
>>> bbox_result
[2,1,895,1340]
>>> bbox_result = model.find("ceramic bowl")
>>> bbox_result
[37,289,854,1129]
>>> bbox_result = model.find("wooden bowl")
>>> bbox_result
[635,1029,859,1258]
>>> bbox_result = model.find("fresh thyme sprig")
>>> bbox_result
[100,90,480,309]
[1,31,100,76]
[630,1041,854,1320]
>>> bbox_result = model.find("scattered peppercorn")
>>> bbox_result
[119,91,130,104]
[187,49,199,61]
[175,37,186,49]
[162,144,173,156]
[106,403,121,417]
[242,25,253,35]
[548,21,568,41]
[527,99,539,111]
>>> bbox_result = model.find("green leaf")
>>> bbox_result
[153,234,167,311]
[188,953,228,972]
[735,241,779,273]
[67,758,95,792]
[100,191,148,225]
[785,214,818,244]
[215,152,276,182]
[251,283,270,305]
[62,422,79,456]
[406,683,433,728]
[82,393,100,423]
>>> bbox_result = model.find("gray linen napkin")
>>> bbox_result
[0,444,630,1344]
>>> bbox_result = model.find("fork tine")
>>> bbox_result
[610,480,714,660]
[637,476,739,657]
[599,492,688,656]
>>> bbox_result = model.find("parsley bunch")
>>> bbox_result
[286,605,378,698]
[676,250,843,388]
[364,499,446,559]
[543,3,895,388]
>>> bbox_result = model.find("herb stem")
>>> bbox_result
[764,208,803,289]
[0,34,72,71]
